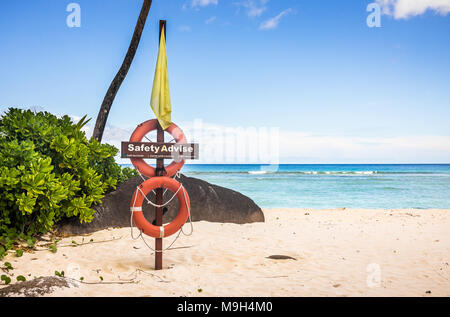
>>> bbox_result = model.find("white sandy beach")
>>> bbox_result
[1,208,449,297]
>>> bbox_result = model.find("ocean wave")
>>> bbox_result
[185,170,450,176]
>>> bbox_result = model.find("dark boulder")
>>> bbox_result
[57,174,264,235]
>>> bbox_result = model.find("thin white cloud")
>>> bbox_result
[187,121,450,164]
[277,131,450,164]
[76,118,450,164]
[376,0,450,19]
[205,16,217,24]
[178,25,192,32]
[236,0,269,17]
[259,8,293,30]
[192,0,218,8]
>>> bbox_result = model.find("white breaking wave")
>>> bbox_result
[246,170,378,175]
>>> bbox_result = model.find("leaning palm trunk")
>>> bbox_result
[92,0,153,142]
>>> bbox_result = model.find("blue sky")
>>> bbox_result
[1,0,449,163]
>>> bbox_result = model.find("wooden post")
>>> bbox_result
[155,122,164,270]
[154,20,167,271]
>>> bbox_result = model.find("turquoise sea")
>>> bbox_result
[122,164,450,209]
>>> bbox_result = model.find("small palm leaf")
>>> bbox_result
[75,115,91,130]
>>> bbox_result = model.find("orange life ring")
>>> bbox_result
[129,119,187,177]
[130,177,190,238]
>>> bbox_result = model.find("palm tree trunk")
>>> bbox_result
[92,0,153,142]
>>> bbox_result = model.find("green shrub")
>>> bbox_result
[0,108,137,258]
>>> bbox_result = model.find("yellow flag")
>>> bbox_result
[150,25,171,130]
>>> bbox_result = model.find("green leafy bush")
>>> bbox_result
[0,108,137,258]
